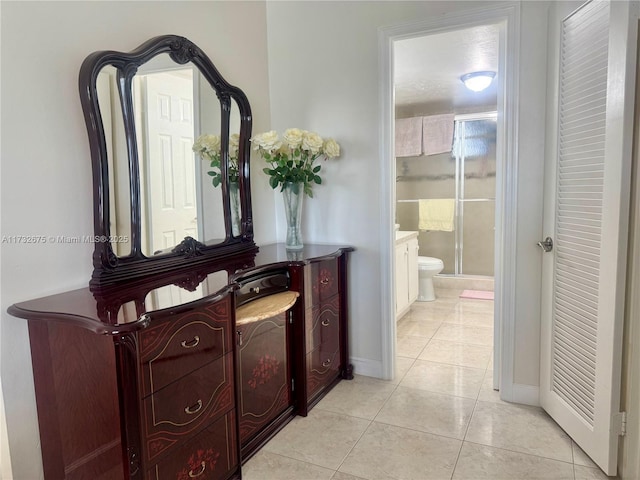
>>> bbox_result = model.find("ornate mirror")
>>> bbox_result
[79,35,256,288]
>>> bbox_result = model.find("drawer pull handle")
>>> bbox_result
[322,358,331,367]
[321,319,330,327]
[250,286,260,294]
[181,336,200,349]
[184,399,203,415]
[320,278,330,285]
[188,461,206,478]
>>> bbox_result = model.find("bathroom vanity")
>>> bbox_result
[395,231,419,319]
[7,36,353,480]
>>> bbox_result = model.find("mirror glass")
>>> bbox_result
[229,98,242,237]
[143,269,229,311]
[125,53,226,256]
[94,52,247,258]
[96,65,133,257]
[193,96,243,239]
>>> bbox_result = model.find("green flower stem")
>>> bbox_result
[263,149,324,198]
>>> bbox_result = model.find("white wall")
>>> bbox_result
[265,0,548,386]
[0,2,273,478]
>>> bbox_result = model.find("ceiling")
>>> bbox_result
[394,24,499,111]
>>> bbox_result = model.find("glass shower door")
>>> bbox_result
[457,116,496,276]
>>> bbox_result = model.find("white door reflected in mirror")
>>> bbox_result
[139,68,200,255]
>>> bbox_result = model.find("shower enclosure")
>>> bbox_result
[396,112,496,276]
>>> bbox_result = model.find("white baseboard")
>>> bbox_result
[349,357,383,379]
[509,383,540,406]
[395,306,410,322]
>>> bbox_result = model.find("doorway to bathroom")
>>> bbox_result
[379,4,520,392]
[393,23,500,302]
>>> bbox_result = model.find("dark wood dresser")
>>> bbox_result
[8,244,353,480]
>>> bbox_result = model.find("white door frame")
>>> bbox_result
[622,69,640,480]
[378,3,520,399]
[623,172,640,480]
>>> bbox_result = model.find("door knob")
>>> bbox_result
[537,237,553,252]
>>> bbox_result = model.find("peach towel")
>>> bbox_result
[422,114,455,156]
[395,117,423,157]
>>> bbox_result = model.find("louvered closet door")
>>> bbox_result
[540,0,637,475]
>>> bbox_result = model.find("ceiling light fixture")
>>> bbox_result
[461,71,496,92]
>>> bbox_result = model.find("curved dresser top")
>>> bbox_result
[7,243,354,335]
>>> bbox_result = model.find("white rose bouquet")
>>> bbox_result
[192,133,240,187]
[250,128,341,197]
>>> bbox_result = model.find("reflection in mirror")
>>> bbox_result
[192,62,226,245]
[145,283,203,311]
[96,65,132,256]
[144,269,229,311]
[115,301,139,324]
[193,85,241,239]
[229,99,242,236]
[131,54,226,257]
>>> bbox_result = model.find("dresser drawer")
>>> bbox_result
[139,299,232,395]
[305,296,340,354]
[235,270,289,307]
[145,411,238,480]
[309,259,339,306]
[143,353,234,463]
[306,342,340,400]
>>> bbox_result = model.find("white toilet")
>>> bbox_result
[417,256,444,302]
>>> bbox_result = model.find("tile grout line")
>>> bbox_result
[247,450,339,478]
[331,418,373,477]
[449,387,482,479]
[331,365,407,479]
[450,293,493,479]
[461,439,578,467]
[407,357,489,372]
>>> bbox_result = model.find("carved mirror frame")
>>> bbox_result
[80,35,256,289]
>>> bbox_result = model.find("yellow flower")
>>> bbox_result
[323,138,340,159]
[251,128,341,197]
[193,134,221,160]
[250,130,281,153]
[301,131,323,154]
[283,128,304,149]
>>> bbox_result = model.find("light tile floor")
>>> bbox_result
[243,288,611,480]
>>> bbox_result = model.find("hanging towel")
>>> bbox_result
[418,199,455,232]
[395,117,423,157]
[422,114,455,156]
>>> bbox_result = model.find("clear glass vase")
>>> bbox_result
[282,181,304,250]
[229,180,241,237]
